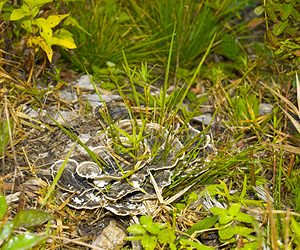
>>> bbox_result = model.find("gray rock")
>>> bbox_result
[259,103,273,116]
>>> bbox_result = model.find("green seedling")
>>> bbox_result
[210,203,256,246]
[0,193,52,250]
[126,215,176,250]
[252,1,300,63]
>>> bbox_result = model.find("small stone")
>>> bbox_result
[74,75,95,90]
[92,220,127,250]
[193,113,213,126]
[259,103,273,116]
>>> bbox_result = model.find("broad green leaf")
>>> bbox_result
[140,216,153,227]
[185,216,218,236]
[35,18,53,46]
[291,218,300,237]
[0,222,14,242]
[228,203,241,216]
[10,8,28,21]
[24,0,52,8]
[0,118,13,156]
[141,235,157,250]
[52,29,76,49]
[273,20,288,36]
[254,6,264,16]
[210,207,227,216]
[240,242,259,250]
[219,215,233,225]
[1,233,46,250]
[233,226,254,237]
[0,193,7,220]
[47,14,69,28]
[218,227,235,240]
[127,224,146,235]
[234,212,254,224]
[280,3,292,21]
[144,222,161,235]
[157,228,175,244]
[13,209,52,228]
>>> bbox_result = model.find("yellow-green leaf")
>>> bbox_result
[47,14,69,28]
[35,18,53,46]
[29,36,53,62]
[51,32,76,49]
[10,8,28,20]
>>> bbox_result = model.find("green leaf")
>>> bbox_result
[219,215,233,225]
[1,233,46,250]
[254,6,264,16]
[234,212,254,224]
[0,193,7,220]
[140,216,153,227]
[218,227,235,240]
[186,191,198,205]
[291,218,300,237]
[127,224,146,235]
[47,14,69,28]
[24,0,53,8]
[280,3,292,21]
[28,36,53,62]
[210,207,227,216]
[0,118,14,156]
[35,18,53,46]
[233,226,254,237]
[240,242,259,250]
[13,209,52,228]
[141,235,157,250]
[0,222,14,242]
[144,222,160,235]
[228,203,241,216]
[185,216,218,236]
[52,29,76,49]
[10,8,29,20]
[157,228,175,244]
[273,20,288,36]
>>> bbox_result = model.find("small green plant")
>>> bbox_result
[126,215,176,250]
[252,0,300,64]
[1,0,88,73]
[0,193,52,250]
[7,0,79,62]
[210,203,256,246]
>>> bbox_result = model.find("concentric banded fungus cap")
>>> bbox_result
[76,161,102,179]
[61,189,106,209]
[51,159,93,192]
